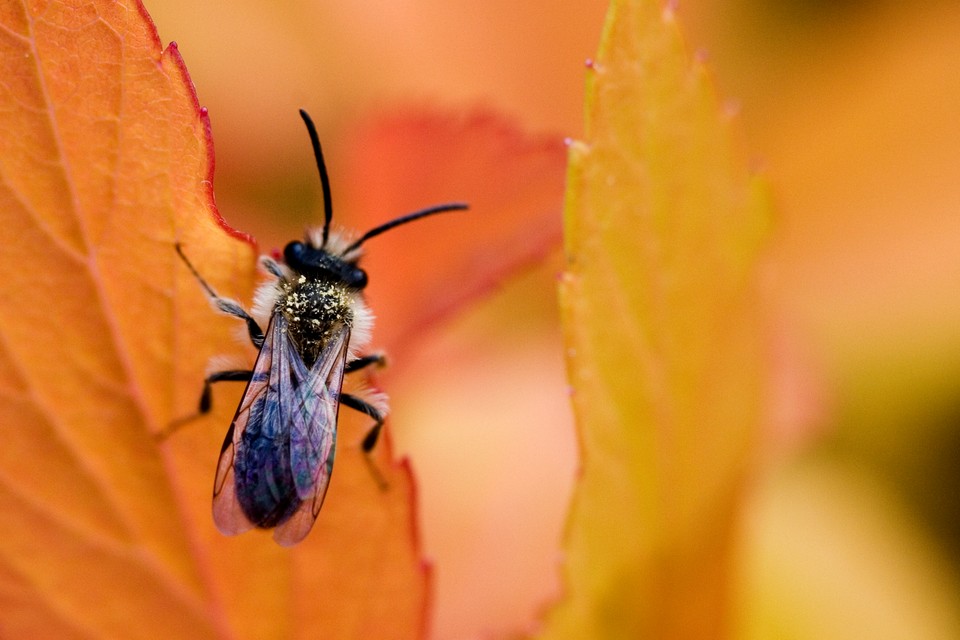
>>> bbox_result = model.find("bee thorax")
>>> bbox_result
[278,275,353,364]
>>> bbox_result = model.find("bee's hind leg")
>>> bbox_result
[340,392,389,490]
[340,392,387,452]
[197,370,254,414]
[157,369,253,441]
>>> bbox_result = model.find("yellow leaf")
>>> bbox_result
[543,0,771,637]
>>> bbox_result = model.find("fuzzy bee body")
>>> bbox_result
[278,274,354,366]
[179,110,466,546]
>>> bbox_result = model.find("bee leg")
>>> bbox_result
[157,369,253,441]
[212,299,265,349]
[176,243,265,348]
[198,369,254,414]
[340,393,388,490]
[340,393,385,451]
[345,353,386,374]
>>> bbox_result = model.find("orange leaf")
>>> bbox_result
[0,1,427,638]
[542,0,771,637]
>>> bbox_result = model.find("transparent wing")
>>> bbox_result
[211,312,349,545]
[273,322,350,547]
[211,315,280,536]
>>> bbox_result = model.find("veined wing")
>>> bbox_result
[211,314,281,536]
[273,322,350,546]
[211,311,350,545]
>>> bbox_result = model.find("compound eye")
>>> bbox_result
[351,268,368,289]
[283,241,307,268]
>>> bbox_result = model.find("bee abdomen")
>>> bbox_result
[234,429,302,528]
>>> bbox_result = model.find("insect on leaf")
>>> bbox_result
[542,0,773,637]
[0,1,428,638]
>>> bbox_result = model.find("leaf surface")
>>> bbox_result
[0,1,427,638]
[543,0,771,637]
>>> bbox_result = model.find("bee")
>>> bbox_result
[177,109,467,546]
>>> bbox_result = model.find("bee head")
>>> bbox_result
[283,240,369,289]
[293,108,467,291]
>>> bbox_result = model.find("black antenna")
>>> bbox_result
[299,109,334,247]
[344,203,469,253]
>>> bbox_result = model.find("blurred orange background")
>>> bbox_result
[145,0,960,637]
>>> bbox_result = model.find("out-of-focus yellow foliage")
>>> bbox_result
[545,0,770,636]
